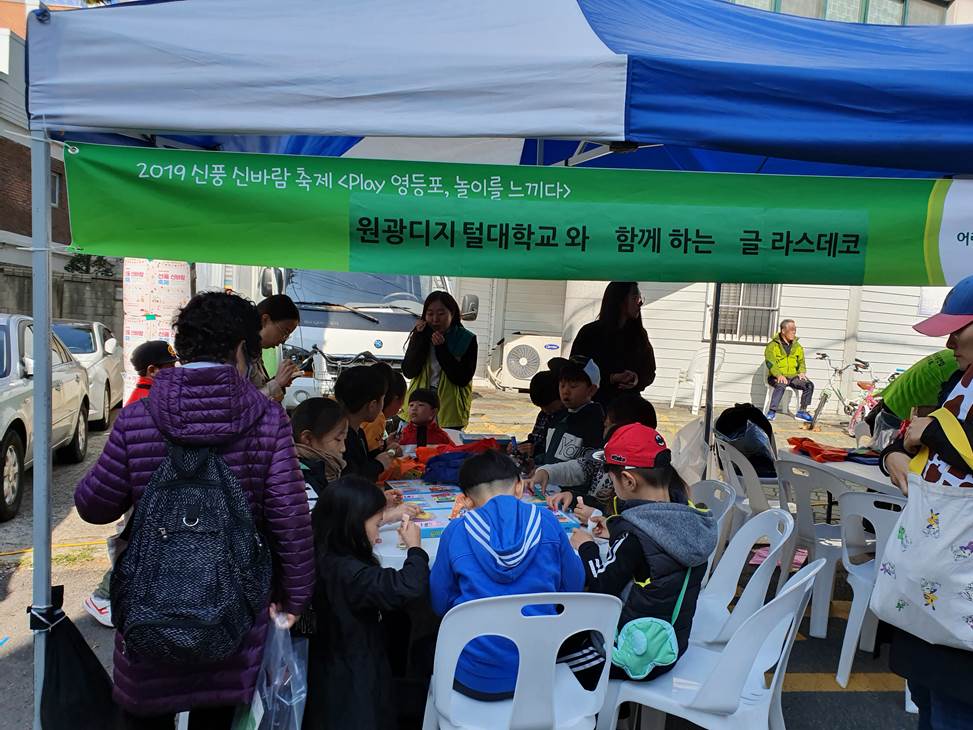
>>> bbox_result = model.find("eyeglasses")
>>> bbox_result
[272,320,296,340]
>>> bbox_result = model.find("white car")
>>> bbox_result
[1,314,90,521]
[52,321,124,430]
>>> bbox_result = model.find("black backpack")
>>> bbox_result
[111,444,272,664]
[714,403,777,479]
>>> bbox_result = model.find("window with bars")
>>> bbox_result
[733,0,949,23]
[50,172,62,208]
[704,283,781,344]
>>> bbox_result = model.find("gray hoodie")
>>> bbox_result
[580,498,718,642]
[621,501,718,569]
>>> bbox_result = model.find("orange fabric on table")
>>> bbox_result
[415,438,500,465]
[787,436,849,463]
[416,446,448,464]
[376,457,425,485]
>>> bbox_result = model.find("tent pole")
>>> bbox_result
[536,138,545,166]
[29,130,53,730]
[703,283,722,455]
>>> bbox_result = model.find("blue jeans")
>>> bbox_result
[912,683,973,730]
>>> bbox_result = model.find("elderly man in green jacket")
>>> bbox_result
[764,319,814,422]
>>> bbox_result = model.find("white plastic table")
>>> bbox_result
[374,523,441,570]
[373,483,594,569]
[785,449,903,496]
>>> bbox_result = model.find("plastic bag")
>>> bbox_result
[233,617,308,730]
[870,409,902,452]
[671,418,707,486]
[40,586,118,730]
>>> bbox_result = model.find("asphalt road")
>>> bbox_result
[0,412,116,730]
[0,415,118,558]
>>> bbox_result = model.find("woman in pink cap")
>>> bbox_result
[880,273,973,729]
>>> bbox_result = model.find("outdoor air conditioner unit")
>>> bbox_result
[487,332,563,391]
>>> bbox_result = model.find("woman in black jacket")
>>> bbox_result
[303,478,429,730]
[571,282,656,408]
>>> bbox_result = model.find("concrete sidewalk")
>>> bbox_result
[467,383,855,448]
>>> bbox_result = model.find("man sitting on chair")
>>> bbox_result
[764,319,814,423]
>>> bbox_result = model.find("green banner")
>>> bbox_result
[63,143,973,285]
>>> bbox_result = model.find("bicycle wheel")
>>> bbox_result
[810,391,831,429]
[847,404,866,437]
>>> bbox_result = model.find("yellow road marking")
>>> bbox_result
[781,673,905,693]
[830,600,851,620]
[0,540,107,557]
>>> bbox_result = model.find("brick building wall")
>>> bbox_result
[0,264,123,334]
[0,135,71,244]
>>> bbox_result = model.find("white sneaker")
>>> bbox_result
[83,594,113,628]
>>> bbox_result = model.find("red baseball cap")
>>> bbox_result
[913,275,973,337]
[594,423,670,468]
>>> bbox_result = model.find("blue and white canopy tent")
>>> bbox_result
[28,0,973,169]
[24,0,973,724]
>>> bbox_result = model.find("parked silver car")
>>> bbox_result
[0,314,90,521]
[53,320,124,430]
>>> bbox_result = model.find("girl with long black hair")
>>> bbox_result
[302,477,429,730]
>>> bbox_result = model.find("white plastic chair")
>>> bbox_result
[774,453,859,637]
[421,592,622,730]
[672,418,709,487]
[670,348,725,415]
[853,421,872,448]
[597,559,825,730]
[835,490,907,688]
[762,382,795,417]
[689,480,737,585]
[690,509,794,647]
[715,439,792,538]
[905,684,919,714]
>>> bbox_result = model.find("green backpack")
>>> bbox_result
[611,570,691,680]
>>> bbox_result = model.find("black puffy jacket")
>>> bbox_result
[578,498,717,654]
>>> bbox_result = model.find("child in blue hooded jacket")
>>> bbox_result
[429,449,585,700]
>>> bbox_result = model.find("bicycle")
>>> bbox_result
[808,352,875,433]
[808,354,905,436]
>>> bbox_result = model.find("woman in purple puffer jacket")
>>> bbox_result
[75,291,314,730]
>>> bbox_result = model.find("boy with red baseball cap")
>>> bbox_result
[566,424,717,685]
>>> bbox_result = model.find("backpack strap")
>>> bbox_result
[168,444,212,479]
[669,569,692,625]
